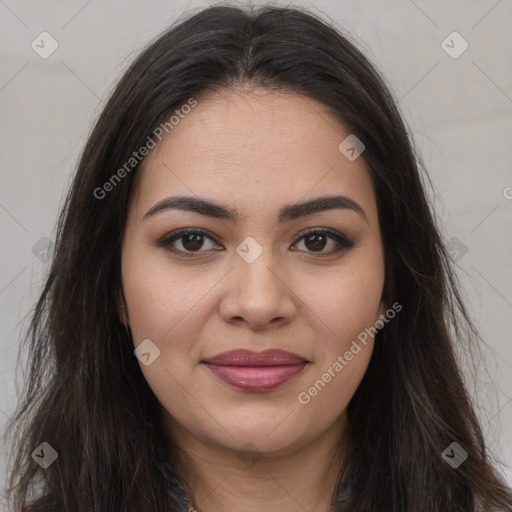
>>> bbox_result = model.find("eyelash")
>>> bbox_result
[155,227,355,258]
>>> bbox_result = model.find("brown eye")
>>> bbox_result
[304,233,328,252]
[180,233,206,251]
[156,228,221,256]
[292,229,354,256]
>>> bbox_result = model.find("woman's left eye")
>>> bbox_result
[156,228,354,257]
[291,229,354,256]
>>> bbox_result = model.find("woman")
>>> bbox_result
[4,4,512,511]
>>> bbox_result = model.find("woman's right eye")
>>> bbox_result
[156,228,222,257]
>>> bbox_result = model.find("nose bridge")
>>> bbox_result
[236,235,284,297]
[220,235,296,327]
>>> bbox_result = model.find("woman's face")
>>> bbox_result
[120,88,386,458]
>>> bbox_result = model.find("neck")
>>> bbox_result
[165,412,348,512]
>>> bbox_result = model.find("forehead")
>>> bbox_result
[129,88,376,220]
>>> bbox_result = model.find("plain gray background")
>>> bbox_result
[1,0,511,496]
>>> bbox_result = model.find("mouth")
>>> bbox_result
[201,349,310,391]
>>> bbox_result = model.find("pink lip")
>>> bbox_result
[202,349,309,391]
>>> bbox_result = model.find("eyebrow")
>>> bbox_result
[143,194,367,223]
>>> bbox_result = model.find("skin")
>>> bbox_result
[119,87,386,512]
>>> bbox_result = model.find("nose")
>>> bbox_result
[219,245,298,331]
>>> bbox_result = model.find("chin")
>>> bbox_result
[209,414,315,455]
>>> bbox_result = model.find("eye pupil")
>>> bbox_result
[305,233,327,252]
[182,233,204,251]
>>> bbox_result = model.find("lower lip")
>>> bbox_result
[203,363,307,391]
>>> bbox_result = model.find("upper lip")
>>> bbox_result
[202,349,308,367]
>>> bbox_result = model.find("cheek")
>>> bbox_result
[121,247,211,346]
[293,274,382,424]
[297,257,384,351]
[122,252,212,423]
[292,254,384,406]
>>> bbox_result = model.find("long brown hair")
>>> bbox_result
[3,4,512,511]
